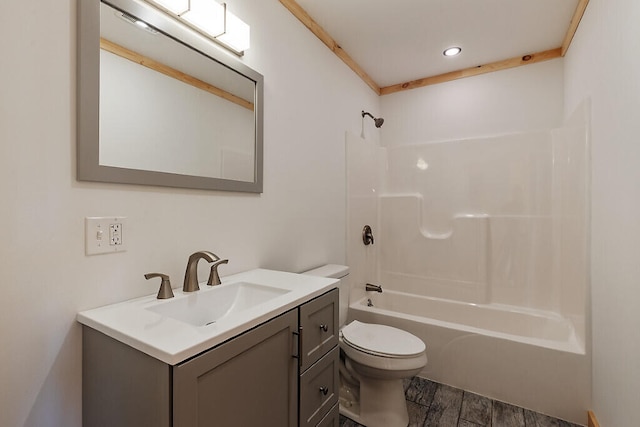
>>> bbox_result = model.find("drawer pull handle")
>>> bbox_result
[319,324,328,332]
[319,386,329,396]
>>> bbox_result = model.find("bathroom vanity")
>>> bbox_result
[78,269,339,427]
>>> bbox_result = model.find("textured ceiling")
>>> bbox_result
[294,0,580,88]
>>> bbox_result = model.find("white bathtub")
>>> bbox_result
[348,290,590,425]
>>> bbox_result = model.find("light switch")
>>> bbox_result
[85,217,128,255]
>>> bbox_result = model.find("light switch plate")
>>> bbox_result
[85,216,128,255]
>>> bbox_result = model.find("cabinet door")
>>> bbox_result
[299,289,339,371]
[173,310,298,427]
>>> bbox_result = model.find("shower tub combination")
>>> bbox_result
[345,103,591,425]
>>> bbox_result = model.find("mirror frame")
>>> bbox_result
[77,0,264,192]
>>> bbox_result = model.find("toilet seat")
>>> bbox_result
[341,320,425,358]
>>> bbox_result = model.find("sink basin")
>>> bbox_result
[77,268,338,365]
[146,282,290,327]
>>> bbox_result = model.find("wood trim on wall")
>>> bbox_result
[562,0,590,56]
[278,0,381,95]
[100,38,255,111]
[380,48,562,95]
[588,411,600,427]
[280,0,589,95]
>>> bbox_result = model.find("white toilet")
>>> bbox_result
[303,265,427,427]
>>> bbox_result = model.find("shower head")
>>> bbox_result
[362,110,384,128]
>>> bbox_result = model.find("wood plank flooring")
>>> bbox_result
[339,377,583,427]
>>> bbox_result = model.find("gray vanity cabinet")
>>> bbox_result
[82,288,339,427]
[173,309,298,426]
[317,404,340,427]
[83,326,172,427]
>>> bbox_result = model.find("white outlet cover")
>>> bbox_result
[85,216,128,255]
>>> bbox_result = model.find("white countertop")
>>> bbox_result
[77,269,337,365]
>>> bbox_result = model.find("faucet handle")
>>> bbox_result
[207,259,229,286]
[145,273,175,299]
[362,225,374,245]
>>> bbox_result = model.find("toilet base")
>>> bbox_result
[338,399,362,424]
[359,377,409,427]
[338,377,409,427]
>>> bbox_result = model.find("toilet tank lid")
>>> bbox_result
[302,264,349,279]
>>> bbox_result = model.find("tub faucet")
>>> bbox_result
[207,259,229,286]
[183,251,219,292]
[365,283,383,293]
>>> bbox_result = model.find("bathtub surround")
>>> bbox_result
[346,98,590,423]
[339,377,584,427]
[379,102,589,319]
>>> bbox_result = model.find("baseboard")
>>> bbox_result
[588,411,600,427]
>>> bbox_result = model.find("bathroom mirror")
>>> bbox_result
[77,0,263,192]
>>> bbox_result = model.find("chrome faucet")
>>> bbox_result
[207,259,229,286]
[183,251,219,292]
[365,283,383,293]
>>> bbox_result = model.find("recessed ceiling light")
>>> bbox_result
[443,47,462,57]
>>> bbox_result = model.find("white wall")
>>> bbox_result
[564,1,640,426]
[0,0,379,425]
[380,59,565,146]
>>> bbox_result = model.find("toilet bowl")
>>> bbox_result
[303,265,427,427]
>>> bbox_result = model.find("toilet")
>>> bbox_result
[303,265,427,427]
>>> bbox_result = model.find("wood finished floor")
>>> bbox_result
[338,377,584,427]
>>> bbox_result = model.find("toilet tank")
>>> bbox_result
[302,264,349,326]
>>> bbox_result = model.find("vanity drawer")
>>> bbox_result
[316,403,339,427]
[300,346,339,427]
[299,288,339,371]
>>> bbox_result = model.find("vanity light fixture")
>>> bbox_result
[443,46,462,57]
[180,0,226,38]
[148,0,189,15]
[144,0,251,55]
[216,9,251,53]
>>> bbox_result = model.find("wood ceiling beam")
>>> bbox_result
[380,48,563,96]
[561,0,590,56]
[279,0,381,95]
[279,0,589,96]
